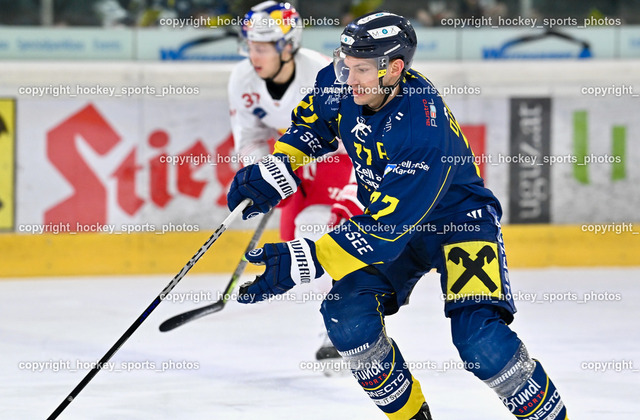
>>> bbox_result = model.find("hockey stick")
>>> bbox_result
[159,208,274,332]
[46,198,251,420]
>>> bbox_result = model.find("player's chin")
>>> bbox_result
[255,68,272,79]
[352,94,369,106]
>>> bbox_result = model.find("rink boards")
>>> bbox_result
[0,60,639,276]
[0,225,638,277]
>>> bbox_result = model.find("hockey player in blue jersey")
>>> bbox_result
[227,11,569,420]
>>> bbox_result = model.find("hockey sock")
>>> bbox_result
[484,343,568,419]
[341,332,426,420]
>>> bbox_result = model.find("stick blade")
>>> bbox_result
[159,301,226,332]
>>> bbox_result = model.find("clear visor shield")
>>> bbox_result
[239,40,280,58]
[333,48,389,84]
[333,48,350,83]
[238,38,249,56]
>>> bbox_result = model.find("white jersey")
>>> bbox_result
[228,48,330,161]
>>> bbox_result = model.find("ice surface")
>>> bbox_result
[1,268,639,419]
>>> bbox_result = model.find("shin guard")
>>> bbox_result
[485,344,568,419]
[341,333,426,420]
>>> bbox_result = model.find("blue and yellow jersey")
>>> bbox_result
[274,65,500,280]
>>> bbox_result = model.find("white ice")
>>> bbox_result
[1,267,639,419]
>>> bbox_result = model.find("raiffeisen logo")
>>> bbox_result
[160,32,240,61]
[483,30,592,59]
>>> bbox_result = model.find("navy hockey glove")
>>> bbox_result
[227,154,300,220]
[238,238,325,304]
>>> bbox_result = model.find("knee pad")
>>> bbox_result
[452,306,568,418]
[320,294,382,352]
[320,270,394,352]
[450,305,521,380]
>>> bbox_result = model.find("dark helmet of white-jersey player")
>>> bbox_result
[239,1,303,56]
[334,11,417,108]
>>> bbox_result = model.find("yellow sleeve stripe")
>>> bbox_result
[315,234,367,280]
[294,96,319,124]
[355,166,452,243]
[273,141,310,171]
[297,95,313,110]
[293,122,312,130]
[301,113,318,124]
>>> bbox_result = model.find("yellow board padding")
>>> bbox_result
[501,224,640,267]
[0,225,638,278]
[0,98,16,231]
[0,229,281,278]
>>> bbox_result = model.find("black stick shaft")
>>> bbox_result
[46,199,250,420]
[158,208,274,332]
[220,208,275,300]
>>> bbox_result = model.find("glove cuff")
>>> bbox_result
[285,238,325,284]
[257,154,299,200]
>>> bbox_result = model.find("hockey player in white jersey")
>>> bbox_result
[229,2,326,162]
[227,1,354,367]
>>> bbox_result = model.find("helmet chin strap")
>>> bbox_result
[366,73,403,112]
[263,50,295,83]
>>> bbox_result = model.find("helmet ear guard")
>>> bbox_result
[274,38,290,54]
[376,56,389,79]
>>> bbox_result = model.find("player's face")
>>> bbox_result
[343,56,384,107]
[247,41,281,79]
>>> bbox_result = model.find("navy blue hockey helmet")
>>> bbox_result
[334,11,417,83]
